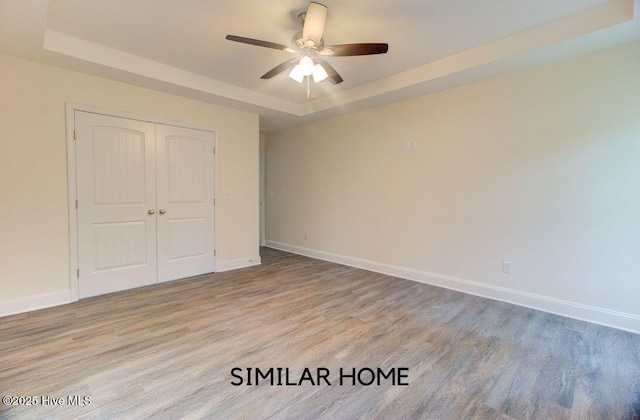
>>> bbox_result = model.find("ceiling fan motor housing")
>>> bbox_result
[292,31,324,51]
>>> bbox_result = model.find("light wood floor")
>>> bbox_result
[1,247,639,419]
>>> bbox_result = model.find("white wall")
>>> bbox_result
[0,53,259,311]
[265,41,640,333]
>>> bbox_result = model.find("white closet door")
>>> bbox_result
[75,112,158,298]
[155,124,216,282]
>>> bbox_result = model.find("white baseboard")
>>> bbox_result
[0,290,71,318]
[0,256,263,318]
[217,256,262,272]
[265,240,640,334]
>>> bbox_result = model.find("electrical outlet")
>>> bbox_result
[503,261,513,274]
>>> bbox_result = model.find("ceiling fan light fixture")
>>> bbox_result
[312,64,328,82]
[299,56,315,76]
[288,65,305,83]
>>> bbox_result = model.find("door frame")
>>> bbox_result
[259,150,266,247]
[66,103,218,302]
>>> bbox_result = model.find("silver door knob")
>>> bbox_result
[159,209,166,215]
[148,209,155,215]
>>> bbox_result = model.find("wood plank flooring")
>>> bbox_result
[1,247,639,419]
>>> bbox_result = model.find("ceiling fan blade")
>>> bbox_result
[302,2,327,47]
[320,43,389,56]
[226,35,290,51]
[260,58,300,79]
[315,58,343,84]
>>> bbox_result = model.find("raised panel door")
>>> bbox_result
[75,112,158,298]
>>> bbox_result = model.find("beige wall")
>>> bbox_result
[266,41,640,326]
[0,53,259,302]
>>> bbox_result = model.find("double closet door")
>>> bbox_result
[75,111,215,298]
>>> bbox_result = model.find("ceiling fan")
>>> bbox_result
[225,2,388,95]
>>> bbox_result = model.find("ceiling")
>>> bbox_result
[1,0,639,132]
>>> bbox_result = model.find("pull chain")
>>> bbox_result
[306,76,311,99]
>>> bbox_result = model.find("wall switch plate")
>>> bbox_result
[503,261,513,274]
[402,141,417,152]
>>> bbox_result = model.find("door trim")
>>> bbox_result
[66,103,218,301]
[259,150,266,247]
